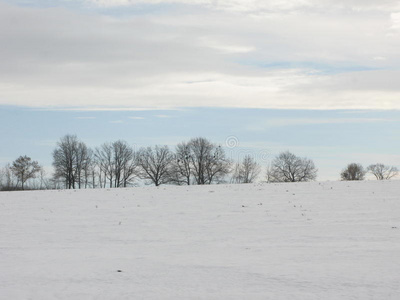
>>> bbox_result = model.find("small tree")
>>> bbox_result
[188,137,231,185]
[0,164,17,190]
[367,163,398,180]
[10,156,41,190]
[38,168,51,190]
[266,151,317,182]
[137,145,174,186]
[231,155,260,184]
[169,142,192,185]
[341,163,366,181]
[95,140,138,188]
[52,135,79,189]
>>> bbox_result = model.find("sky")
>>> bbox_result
[1,0,400,180]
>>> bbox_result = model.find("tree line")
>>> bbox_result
[340,163,398,181]
[0,134,398,191]
[1,135,251,190]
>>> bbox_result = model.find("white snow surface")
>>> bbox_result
[1,180,400,299]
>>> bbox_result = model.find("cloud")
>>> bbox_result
[246,117,397,131]
[198,37,255,54]
[129,116,145,119]
[36,107,178,111]
[86,0,400,13]
[390,12,400,29]
[1,1,400,110]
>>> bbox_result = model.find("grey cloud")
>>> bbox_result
[0,1,400,109]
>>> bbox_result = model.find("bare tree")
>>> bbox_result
[188,137,231,185]
[137,145,174,186]
[204,145,231,184]
[52,135,79,189]
[340,163,366,181]
[38,168,51,190]
[95,140,138,188]
[10,156,41,190]
[75,141,93,189]
[367,163,398,180]
[112,140,138,187]
[230,162,241,184]
[231,155,260,183]
[49,177,64,190]
[95,143,114,188]
[82,148,95,188]
[0,167,4,190]
[188,137,211,185]
[0,164,18,190]
[266,151,317,182]
[169,142,192,185]
[52,135,94,189]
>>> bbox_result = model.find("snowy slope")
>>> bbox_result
[0,181,399,300]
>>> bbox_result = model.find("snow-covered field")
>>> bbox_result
[1,181,399,299]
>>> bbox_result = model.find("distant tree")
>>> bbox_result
[0,167,3,189]
[52,135,78,189]
[81,148,95,188]
[10,156,41,190]
[188,137,231,185]
[95,142,113,188]
[52,135,91,189]
[75,141,92,189]
[95,140,138,188]
[340,163,366,181]
[367,163,398,180]
[137,145,174,186]
[0,164,17,190]
[266,151,317,182]
[169,142,192,185]
[112,140,139,187]
[38,168,51,190]
[231,155,260,183]
[49,177,64,190]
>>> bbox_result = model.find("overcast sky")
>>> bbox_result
[1,0,400,109]
[1,0,400,180]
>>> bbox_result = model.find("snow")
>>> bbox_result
[1,180,400,299]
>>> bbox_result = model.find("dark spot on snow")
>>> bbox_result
[117,270,122,272]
